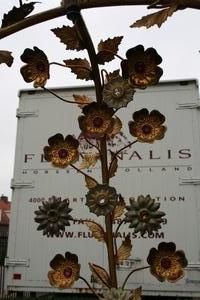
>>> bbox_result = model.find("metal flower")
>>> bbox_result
[102,288,129,300]
[103,76,135,109]
[85,184,118,216]
[48,252,80,289]
[20,46,50,87]
[125,195,165,236]
[34,196,73,237]
[43,133,79,168]
[121,45,163,89]
[147,242,188,282]
[129,108,166,143]
[78,102,115,139]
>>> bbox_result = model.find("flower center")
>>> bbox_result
[97,197,108,206]
[135,61,146,73]
[36,62,46,72]
[58,148,69,159]
[160,257,172,269]
[112,87,124,99]
[63,267,73,278]
[139,210,150,222]
[93,116,104,128]
[142,124,152,134]
[47,209,58,222]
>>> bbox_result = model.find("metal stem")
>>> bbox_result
[70,9,118,288]
[122,266,150,289]
[69,10,102,101]
[100,138,118,288]
[1,1,200,39]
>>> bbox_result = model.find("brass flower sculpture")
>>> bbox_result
[121,45,163,89]
[1,1,188,298]
[129,108,167,143]
[43,133,79,168]
[125,195,166,236]
[147,242,188,282]
[34,196,73,237]
[20,46,50,88]
[48,252,80,289]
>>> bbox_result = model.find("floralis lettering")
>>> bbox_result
[24,148,192,163]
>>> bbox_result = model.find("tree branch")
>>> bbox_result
[1,1,200,39]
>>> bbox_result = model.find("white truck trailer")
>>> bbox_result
[5,79,200,298]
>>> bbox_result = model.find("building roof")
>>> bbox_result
[0,196,10,225]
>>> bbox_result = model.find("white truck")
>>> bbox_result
[5,79,200,298]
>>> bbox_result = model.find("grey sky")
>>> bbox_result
[0,1,200,199]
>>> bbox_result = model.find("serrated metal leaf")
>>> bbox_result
[108,117,122,138]
[131,286,142,300]
[51,25,85,51]
[109,151,118,179]
[84,220,105,242]
[116,234,132,263]
[97,36,123,64]
[64,58,92,81]
[106,69,120,82]
[131,4,177,29]
[85,175,98,189]
[89,263,111,288]
[73,94,93,108]
[79,152,100,169]
[112,194,125,220]
[0,50,13,67]
[1,3,37,28]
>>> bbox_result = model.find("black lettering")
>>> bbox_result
[168,149,172,159]
[40,154,47,162]
[179,196,185,201]
[24,154,34,163]
[179,149,191,159]
[155,232,164,239]
[129,151,142,160]
[65,231,74,238]
[170,197,176,201]
[149,150,160,160]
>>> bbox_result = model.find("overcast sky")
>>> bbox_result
[0,1,200,199]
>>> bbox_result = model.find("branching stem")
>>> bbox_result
[79,276,103,299]
[42,87,90,105]
[85,138,101,154]
[122,266,150,289]
[108,140,137,174]
[70,164,98,184]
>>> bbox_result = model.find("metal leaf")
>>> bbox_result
[0,50,14,67]
[131,4,177,29]
[131,286,142,300]
[109,151,118,179]
[73,94,93,108]
[51,25,85,51]
[108,117,122,138]
[89,263,111,288]
[112,194,125,220]
[116,234,132,263]
[1,3,39,28]
[64,58,92,81]
[97,36,123,64]
[79,152,100,169]
[85,175,98,189]
[106,69,120,82]
[84,220,105,242]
